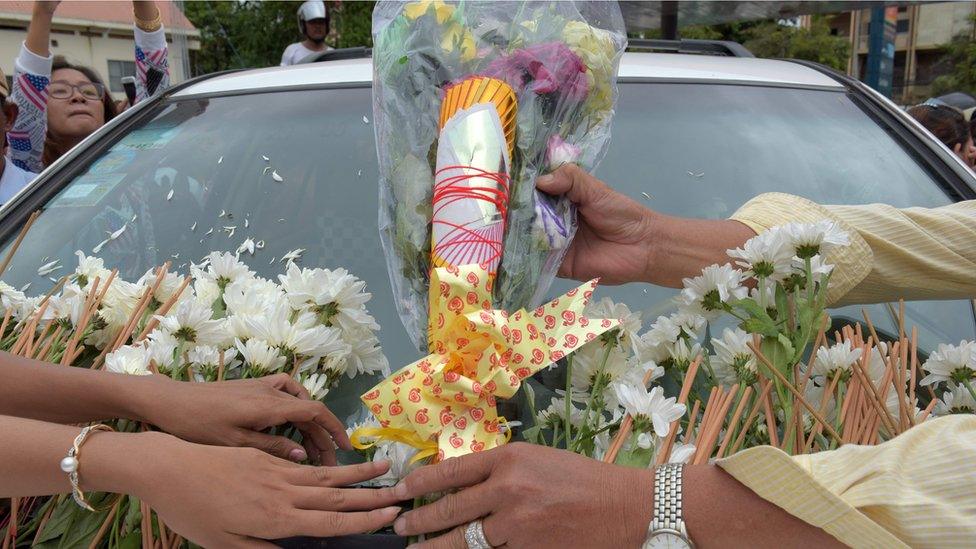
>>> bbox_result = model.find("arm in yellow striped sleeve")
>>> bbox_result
[730,193,976,306]
[718,415,976,548]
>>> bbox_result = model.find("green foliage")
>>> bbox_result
[183,1,376,74]
[672,17,850,71]
[931,17,976,97]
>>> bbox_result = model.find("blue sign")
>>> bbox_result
[865,6,898,97]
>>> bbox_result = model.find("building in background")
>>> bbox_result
[823,2,976,103]
[0,1,199,99]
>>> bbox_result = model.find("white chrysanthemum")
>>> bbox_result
[612,383,685,438]
[302,372,330,400]
[236,338,287,372]
[73,251,111,288]
[537,396,585,428]
[278,263,379,332]
[193,252,254,288]
[193,277,221,309]
[920,340,976,387]
[100,279,145,329]
[669,337,702,367]
[244,302,349,358]
[678,264,747,319]
[711,328,757,386]
[146,329,179,370]
[934,384,976,415]
[667,443,697,464]
[570,342,631,392]
[137,269,188,307]
[187,345,237,369]
[748,282,777,311]
[340,326,389,378]
[105,345,151,376]
[592,430,611,461]
[727,228,793,281]
[48,283,86,326]
[156,299,227,347]
[811,342,863,380]
[783,220,850,259]
[0,281,26,313]
[585,297,642,351]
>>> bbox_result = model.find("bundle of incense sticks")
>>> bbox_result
[604,300,933,466]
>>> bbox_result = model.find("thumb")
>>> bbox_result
[536,164,609,207]
[239,430,308,463]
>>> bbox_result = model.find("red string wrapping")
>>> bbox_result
[432,164,511,272]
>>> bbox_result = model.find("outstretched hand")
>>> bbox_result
[143,373,352,465]
[537,164,655,285]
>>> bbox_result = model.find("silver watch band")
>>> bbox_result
[652,463,687,534]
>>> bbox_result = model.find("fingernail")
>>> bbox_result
[394,516,406,535]
[289,448,308,462]
[393,482,408,499]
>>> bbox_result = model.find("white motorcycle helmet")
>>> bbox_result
[297,1,329,40]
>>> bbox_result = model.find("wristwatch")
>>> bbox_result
[642,463,694,548]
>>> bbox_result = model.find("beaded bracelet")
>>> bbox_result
[61,424,114,511]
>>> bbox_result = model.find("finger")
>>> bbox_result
[239,430,309,463]
[287,459,393,488]
[393,484,496,537]
[393,451,497,500]
[410,515,504,549]
[277,399,352,451]
[536,164,607,206]
[294,421,336,466]
[292,485,403,512]
[291,507,401,538]
[300,434,320,466]
[260,372,311,400]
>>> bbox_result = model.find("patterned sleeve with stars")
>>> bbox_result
[134,26,170,104]
[9,42,52,174]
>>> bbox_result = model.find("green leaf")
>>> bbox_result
[118,531,142,549]
[614,446,654,468]
[520,425,542,445]
[740,318,779,338]
[777,334,796,361]
[32,498,77,545]
[729,297,775,324]
[775,284,790,320]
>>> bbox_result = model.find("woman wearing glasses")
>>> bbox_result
[10,0,170,174]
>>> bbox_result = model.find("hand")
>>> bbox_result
[389,443,652,548]
[33,1,61,17]
[537,164,655,285]
[140,373,351,465]
[119,432,403,548]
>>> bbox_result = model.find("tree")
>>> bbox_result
[670,16,850,72]
[183,1,376,75]
[930,17,976,97]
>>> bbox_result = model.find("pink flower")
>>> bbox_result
[546,135,581,169]
[483,43,589,102]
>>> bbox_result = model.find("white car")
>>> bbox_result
[1,40,973,425]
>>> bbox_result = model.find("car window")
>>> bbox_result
[558,81,974,357]
[0,79,972,417]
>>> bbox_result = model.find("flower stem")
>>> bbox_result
[962,379,976,406]
[565,355,573,447]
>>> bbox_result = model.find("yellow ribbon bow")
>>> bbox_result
[354,263,619,460]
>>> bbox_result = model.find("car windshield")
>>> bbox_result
[0,80,972,416]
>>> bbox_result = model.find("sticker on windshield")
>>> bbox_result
[115,126,180,151]
[48,173,126,208]
[88,149,137,174]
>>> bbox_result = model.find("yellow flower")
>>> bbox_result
[404,0,455,24]
[563,21,618,113]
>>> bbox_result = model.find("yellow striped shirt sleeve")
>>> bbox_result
[717,415,976,548]
[730,193,976,306]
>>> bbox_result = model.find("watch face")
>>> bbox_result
[644,532,691,549]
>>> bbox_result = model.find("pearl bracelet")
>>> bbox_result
[61,424,114,511]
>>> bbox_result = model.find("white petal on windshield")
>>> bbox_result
[109,224,127,240]
[262,166,271,176]
[166,188,174,201]
[37,260,61,276]
[244,219,249,228]
[217,156,223,164]
[262,155,270,162]
[219,210,226,218]
[20,283,30,292]
[362,115,369,124]
[190,222,197,231]
[205,227,214,236]
[272,170,284,183]
[92,239,109,253]
[131,214,138,222]
[641,192,652,200]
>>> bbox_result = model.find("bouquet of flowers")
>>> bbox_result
[372,0,626,350]
[0,217,387,548]
[520,220,975,471]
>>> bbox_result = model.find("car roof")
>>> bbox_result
[173,51,843,97]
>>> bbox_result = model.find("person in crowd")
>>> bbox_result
[907,103,976,168]
[10,0,169,174]
[383,165,976,548]
[1,351,401,547]
[0,68,37,205]
[281,1,333,66]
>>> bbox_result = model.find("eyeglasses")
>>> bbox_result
[48,81,104,101]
